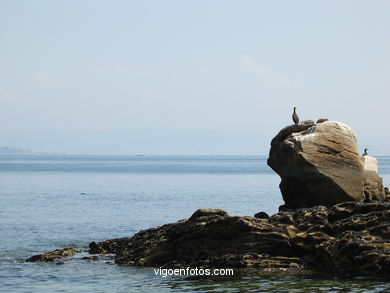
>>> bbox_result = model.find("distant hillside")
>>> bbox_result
[0,146,34,154]
[0,129,269,155]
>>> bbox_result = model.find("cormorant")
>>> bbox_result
[363,148,368,156]
[292,107,299,125]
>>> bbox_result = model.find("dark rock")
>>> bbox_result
[92,209,295,270]
[331,209,390,234]
[254,211,269,219]
[293,206,330,233]
[87,202,390,278]
[385,187,390,202]
[317,228,390,278]
[269,211,295,226]
[270,206,333,256]
[278,204,293,212]
[190,253,303,271]
[26,247,76,262]
[268,120,364,208]
[316,118,329,123]
[30,202,390,279]
[272,202,390,278]
[86,202,389,278]
[189,208,229,220]
[328,201,390,222]
[89,237,130,254]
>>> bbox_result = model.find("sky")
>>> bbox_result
[1,0,389,155]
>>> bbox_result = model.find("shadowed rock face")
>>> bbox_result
[363,155,386,201]
[87,205,390,278]
[90,209,295,270]
[27,204,390,278]
[268,120,364,208]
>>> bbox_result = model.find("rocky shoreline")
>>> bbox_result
[90,202,390,278]
[27,201,390,279]
[26,119,390,279]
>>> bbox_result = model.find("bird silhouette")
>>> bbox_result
[363,148,368,156]
[292,107,299,125]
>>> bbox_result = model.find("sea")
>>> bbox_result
[1,155,390,292]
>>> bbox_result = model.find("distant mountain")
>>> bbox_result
[0,128,270,155]
[0,146,34,154]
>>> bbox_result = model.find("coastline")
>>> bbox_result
[28,201,390,280]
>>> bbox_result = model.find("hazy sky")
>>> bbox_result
[1,0,389,154]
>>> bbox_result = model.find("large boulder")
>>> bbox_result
[268,120,365,208]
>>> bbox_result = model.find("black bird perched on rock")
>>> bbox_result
[292,107,299,125]
[363,148,368,156]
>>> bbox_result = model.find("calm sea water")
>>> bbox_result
[1,155,389,292]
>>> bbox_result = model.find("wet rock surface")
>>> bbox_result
[90,209,293,270]
[86,204,390,278]
[26,247,76,262]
